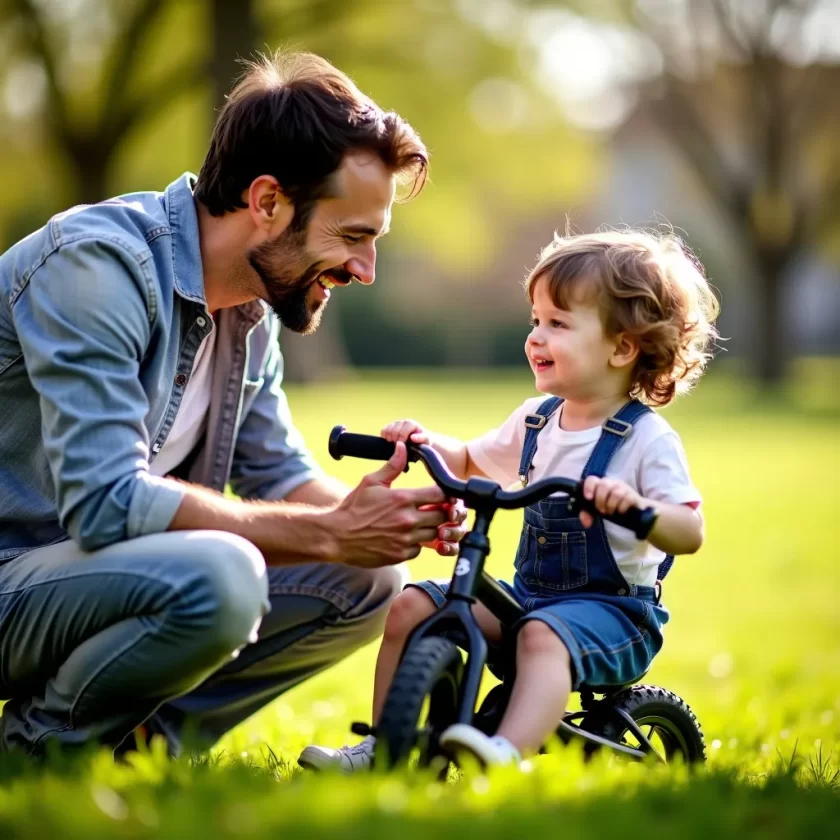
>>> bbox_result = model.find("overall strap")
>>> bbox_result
[581,399,652,479]
[581,399,675,580]
[517,397,563,487]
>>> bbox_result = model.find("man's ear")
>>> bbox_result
[609,332,640,369]
[245,175,294,233]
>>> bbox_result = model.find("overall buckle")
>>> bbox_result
[524,414,547,429]
[602,416,632,437]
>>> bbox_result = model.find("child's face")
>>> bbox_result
[525,276,620,400]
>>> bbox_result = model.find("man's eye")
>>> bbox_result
[344,235,363,244]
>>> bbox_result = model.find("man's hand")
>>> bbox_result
[579,476,643,529]
[381,418,469,552]
[420,499,468,557]
[327,442,449,567]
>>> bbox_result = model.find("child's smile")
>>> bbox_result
[525,276,623,400]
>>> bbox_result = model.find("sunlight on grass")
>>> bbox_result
[1,365,838,837]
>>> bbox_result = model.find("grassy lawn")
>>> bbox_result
[2,364,839,838]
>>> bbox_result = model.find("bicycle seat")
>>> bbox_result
[581,671,649,695]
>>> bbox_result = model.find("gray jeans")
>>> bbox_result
[0,531,402,756]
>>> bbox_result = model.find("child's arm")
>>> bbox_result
[381,420,487,480]
[579,476,704,555]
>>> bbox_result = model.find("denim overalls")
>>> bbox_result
[411,397,672,689]
[514,395,674,599]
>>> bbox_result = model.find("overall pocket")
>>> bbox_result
[516,519,589,592]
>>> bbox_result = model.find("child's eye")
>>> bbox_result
[529,317,539,327]
[550,319,566,329]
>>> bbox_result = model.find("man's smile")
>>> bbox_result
[315,269,356,295]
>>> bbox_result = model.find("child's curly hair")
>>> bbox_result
[525,228,720,407]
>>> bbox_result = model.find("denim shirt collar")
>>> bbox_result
[164,172,266,328]
[164,173,207,306]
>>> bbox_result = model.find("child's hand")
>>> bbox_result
[579,476,644,529]
[381,419,430,446]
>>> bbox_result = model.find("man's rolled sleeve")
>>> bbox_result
[126,472,187,539]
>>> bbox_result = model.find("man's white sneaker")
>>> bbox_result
[439,725,521,768]
[297,736,375,773]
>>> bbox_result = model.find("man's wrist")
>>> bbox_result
[309,507,343,563]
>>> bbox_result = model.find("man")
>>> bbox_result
[0,51,465,757]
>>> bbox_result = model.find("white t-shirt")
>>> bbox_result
[467,397,701,588]
[150,323,217,477]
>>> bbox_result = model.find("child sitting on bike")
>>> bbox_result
[300,228,719,771]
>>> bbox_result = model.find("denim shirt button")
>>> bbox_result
[618,588,626,595]
[537,536,547,545]
[196,316,206,327]
[175,373,187,386]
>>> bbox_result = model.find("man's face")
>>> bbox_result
[248,151,395,334]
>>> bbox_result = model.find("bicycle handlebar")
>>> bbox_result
[329,425,658,540]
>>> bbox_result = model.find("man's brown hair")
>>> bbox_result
[194,51,428,227]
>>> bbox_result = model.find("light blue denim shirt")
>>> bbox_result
[0,173,323,561]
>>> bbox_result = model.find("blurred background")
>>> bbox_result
[1,0,838,386]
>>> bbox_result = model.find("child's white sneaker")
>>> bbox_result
[297,736,375,773]
[439,725,521,768]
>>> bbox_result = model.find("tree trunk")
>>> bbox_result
[752,245,790,385]
[209,0,258,110]
[72,140,111,205]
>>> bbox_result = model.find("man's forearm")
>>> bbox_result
[283,476,350,507]
[168,482,339,565]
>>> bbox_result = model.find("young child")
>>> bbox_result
[299,228,719,771]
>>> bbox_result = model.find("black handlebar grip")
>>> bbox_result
[607,505,658,540]
[574,489,658,540]
[329,426,397,462]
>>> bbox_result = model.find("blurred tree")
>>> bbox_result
[1,0,207,205]
[548,0,840,384]
[0,0,597,378]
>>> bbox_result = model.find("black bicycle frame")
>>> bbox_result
[403,478,525,725]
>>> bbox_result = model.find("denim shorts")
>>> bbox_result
[406,576,669,690]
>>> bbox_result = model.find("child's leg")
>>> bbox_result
[371,587,436,721]
[494,619,572,755]
[373,587,503,722]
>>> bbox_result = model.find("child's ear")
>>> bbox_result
[609,333,640,369]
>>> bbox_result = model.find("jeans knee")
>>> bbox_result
[177,532,269,657]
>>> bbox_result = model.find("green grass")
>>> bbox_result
[2,365,840,838]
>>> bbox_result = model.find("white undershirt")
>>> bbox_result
[149,323,217,477]
[467,397,702,587]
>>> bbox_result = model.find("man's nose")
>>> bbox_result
[346,244,376,285]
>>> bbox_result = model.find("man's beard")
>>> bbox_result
[247,224,326,335]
